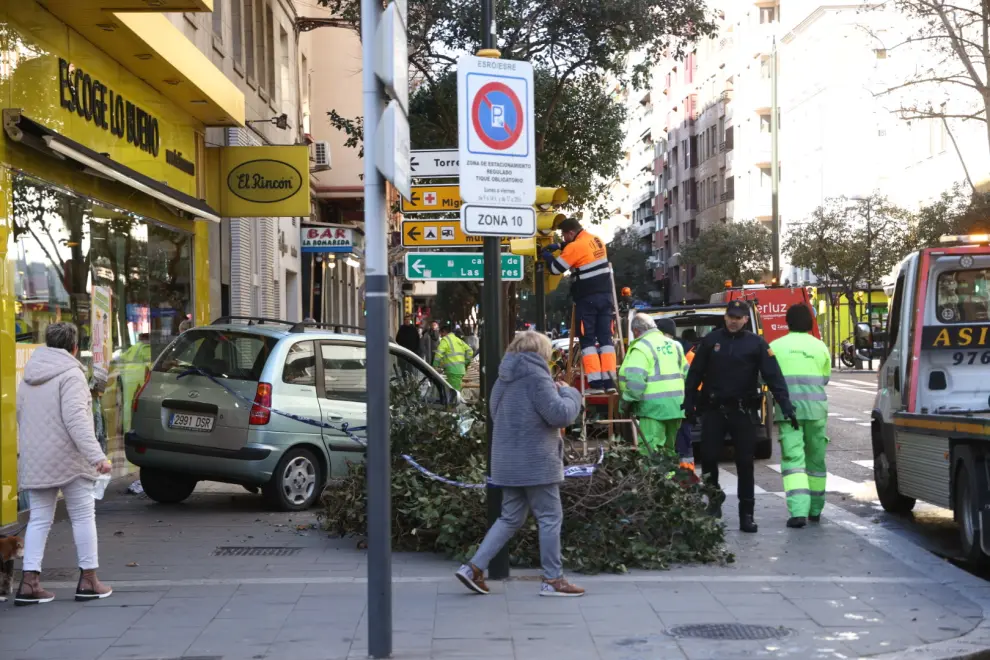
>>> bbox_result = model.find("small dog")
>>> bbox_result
[0,535,25,602]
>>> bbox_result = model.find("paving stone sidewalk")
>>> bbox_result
[2,482,989,660]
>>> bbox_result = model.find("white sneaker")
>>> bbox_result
[540,577,585,597]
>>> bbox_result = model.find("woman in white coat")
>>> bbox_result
[15,322,113,605]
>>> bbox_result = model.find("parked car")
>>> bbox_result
[125,317,461,511]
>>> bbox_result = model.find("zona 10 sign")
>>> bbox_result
[457,55,536,207]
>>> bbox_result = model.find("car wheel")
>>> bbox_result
[264,448,323,511]
[955,467,990,566]
[874,443,915,514]
[140,467,196,504]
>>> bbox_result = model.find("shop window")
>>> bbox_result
[11,173,194,504]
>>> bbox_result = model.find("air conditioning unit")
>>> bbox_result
[312,141,331,172]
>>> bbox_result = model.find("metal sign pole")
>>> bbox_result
[478,0,510,582]
[535,261,546,332]
[361,0,391,654]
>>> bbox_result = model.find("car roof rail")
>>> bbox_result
[288,321,365,335]
[211,316,294,327]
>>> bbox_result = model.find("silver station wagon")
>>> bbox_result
[125,317,460,510]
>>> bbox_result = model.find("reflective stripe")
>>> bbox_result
[648,373,682,383]
[574,257,609,271]
[785,488,812,496]
[809,490,826,497]
[577,266,612,280]
[622,367,648,377]
[599,345,616,354]
[781,468,807,477]
[785,376,829,386]
[808,471,827,478]
[581,346,599,356]
[791,392,828,401]
[550,257,570,275]
[624,381,647,391]
[643,391,682,399]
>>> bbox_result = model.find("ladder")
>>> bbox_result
[562,269,637,452]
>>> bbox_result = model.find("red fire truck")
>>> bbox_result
[710,283,821,343]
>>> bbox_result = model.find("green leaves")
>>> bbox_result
[680,222,774,298]
[320,381,731,574]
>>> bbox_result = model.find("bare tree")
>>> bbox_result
[879,1,990,167]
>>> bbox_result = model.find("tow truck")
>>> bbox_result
[873,233,990,564]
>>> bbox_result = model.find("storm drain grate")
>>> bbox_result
[211,546,303,557]
[667,623,793,641]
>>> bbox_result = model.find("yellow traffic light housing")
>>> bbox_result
[403,296,413,315]
[537,211,566,235]
[545,271,562,293]
[510,237,538,257]
[535,187,568,210]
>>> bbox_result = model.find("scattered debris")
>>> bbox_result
[113,530,124,536]
[126,480,144,495]
[126,562,139,567]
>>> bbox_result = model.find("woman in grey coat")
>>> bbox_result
[455,331,585,597]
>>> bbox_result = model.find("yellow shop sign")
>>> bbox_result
[218,146,310,217]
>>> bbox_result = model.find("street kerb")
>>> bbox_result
[816,499,990,660]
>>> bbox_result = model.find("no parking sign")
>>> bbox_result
[457,55,536,207]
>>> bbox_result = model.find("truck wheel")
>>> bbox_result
[874,445,915,514]
[141,467,196,504]
[954,467,990,566]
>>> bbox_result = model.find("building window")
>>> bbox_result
[212,0,224,37]
[244,0,256,80]
[231,0,243,66]
[759,5,776,23]
[266,5,277,100]
[255,1,267,90]
[279,26,290,111]
[301,53,311,134]
[759,113,771,133]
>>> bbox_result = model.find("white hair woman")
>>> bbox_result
[16,322,113,605]
[455,331,585,597]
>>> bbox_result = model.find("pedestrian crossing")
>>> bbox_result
[766,463,871,497]
[709,459,878,497]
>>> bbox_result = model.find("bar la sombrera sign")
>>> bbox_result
[217,146,311,218]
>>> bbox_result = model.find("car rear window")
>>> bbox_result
[154,329,277,381]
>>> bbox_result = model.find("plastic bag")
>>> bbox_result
[93,474,111,500]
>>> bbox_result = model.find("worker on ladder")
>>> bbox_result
[543,217,616,394]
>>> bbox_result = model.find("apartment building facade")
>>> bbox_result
[168,0,306,322]
[650,1,780,302]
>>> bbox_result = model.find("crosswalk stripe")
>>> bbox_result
[827,412,840,417]
[766,464,870,496]
[856,422,871,427]
[852,459,874,469]
[839,417,859,422]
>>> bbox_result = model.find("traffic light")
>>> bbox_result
[535,186,568,210]
[403,296,413,315]
[509,237,537,257]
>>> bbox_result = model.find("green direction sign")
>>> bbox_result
[404,252,524,281]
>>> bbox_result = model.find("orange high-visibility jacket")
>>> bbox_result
[548,230,611,298]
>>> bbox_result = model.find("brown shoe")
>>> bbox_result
[75,569,112,601]
[455,563,489,595]
[540,577,585,597]
[15,571,55,606]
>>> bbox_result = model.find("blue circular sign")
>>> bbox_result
[471,82,524,150]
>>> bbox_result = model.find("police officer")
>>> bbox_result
[684,299,798,533]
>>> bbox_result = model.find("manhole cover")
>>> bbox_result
[211,546,302,557]
[667,623,792,641]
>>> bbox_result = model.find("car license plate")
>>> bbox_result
[169,412,215,432]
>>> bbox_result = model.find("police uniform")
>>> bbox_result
[544,229,615,391]
[684,300,796,532]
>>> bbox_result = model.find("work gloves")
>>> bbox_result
[682,402,697,425]
[788,413,800,430]
[546,243,561,252]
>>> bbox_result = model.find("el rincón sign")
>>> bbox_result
[216,146,311,218]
